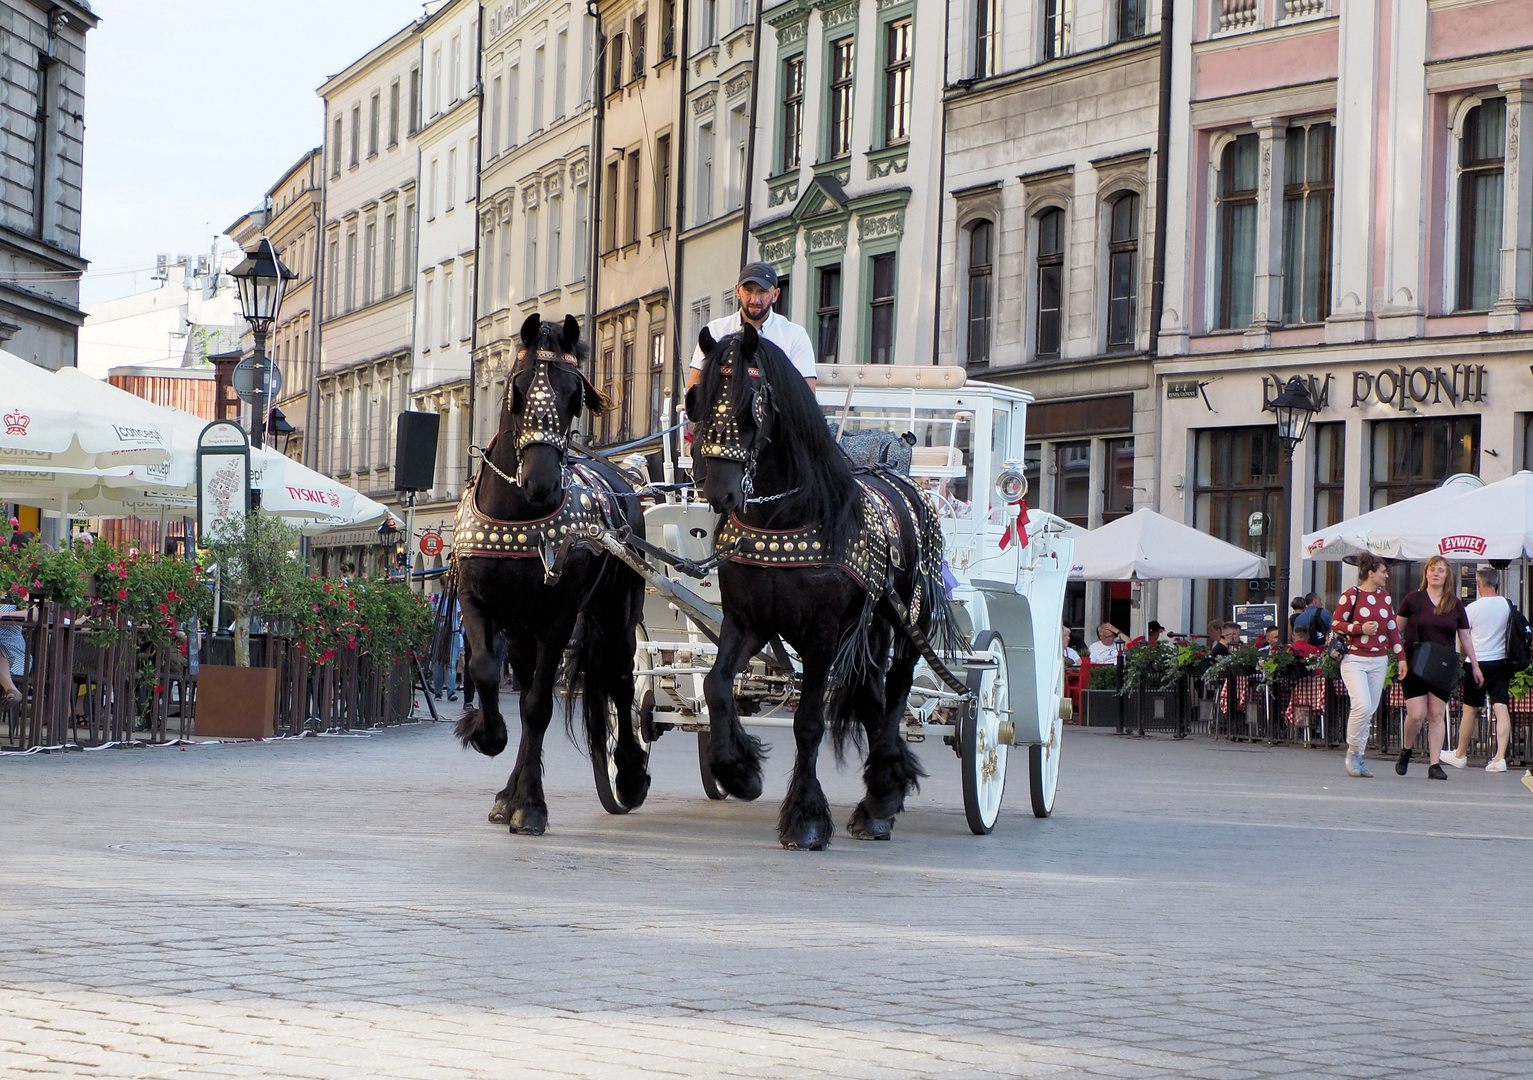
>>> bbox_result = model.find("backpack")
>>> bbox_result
[1302,609,1328,648]
[1504,598,1532,671]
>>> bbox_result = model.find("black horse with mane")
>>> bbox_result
[686,323,955,849]
[453,313,649,834]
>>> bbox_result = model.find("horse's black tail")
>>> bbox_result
[563,564,644,759]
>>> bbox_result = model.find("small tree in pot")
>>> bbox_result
[202,512,301,668]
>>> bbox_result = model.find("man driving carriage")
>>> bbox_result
[686,262,817,391]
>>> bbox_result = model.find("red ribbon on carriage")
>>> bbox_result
[997,498,1031,551]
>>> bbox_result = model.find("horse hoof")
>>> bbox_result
[617,772,651,811]
[847,805,894,841]
[487,797,511,825]
[780,822,830,851]
[508,807,548,835]
[712,763,763,802]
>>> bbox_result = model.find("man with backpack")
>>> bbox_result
[1443,567,1526,772]
[1293,592,1331,648]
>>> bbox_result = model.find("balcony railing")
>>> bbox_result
[1281,0,1328,20]
[1217,0,1258,32]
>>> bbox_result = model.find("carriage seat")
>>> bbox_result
[643,503,719,564]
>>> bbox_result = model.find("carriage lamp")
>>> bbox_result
[994,459,1029,505]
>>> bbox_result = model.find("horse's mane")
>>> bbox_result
[700,329,861,555]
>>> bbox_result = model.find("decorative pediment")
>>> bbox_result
[789,174,850,224]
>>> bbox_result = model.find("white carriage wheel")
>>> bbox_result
[593,629,654,815]
[1030,664,1064,818]
[961,629,1009,835]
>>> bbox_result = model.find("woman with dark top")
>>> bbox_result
[1396,555,1480,779]
[1332,553,1407,778]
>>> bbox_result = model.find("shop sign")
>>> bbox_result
[1438,535,1488,557]
[1166,381,1201,400]
[1259,365,1489,414]
[420,532,445,557]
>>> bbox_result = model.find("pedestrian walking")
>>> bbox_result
[1396,555,1479,778]
[430,590,463,702]
[1332,553,1407,778]
[1443,566,1514,773]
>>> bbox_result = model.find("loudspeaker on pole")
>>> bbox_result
[394,411,440,492]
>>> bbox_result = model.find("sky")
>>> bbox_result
[79,0,431,306]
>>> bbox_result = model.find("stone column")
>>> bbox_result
[1244,117,1287,349]
[1489,80,1533,332]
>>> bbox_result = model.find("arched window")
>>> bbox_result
[1106,193,1139,348]
[1457,97,1505,312]
[966,220,994,365]
[1214,133,1258,329]
[1035,207,1065,357]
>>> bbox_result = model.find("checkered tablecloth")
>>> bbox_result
[1217,675,1251,713]
[1283,674,1327,723]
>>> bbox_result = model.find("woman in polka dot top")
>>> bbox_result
[1331,553,1407,778]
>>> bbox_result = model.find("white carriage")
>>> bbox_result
[599,365,1074,834]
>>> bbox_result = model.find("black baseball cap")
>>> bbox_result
[737,262,778,290]
[1147,621,1165,633]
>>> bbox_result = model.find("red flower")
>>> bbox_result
[158,604,169,614]
[116,589,128,600]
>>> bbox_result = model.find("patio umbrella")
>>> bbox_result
[1068,507,1269,581]
[1301,473,1486,561]
[0,351,170,473]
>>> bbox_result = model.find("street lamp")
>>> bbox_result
[228,239,297,455]
[1269,376,1319,640]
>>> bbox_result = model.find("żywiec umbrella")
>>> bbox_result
[1301,473,1485,561]
[1068,507,1269,581]
[1303,471,1533,563]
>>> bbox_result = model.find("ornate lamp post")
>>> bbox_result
[228,240,297,454]
[1270,376,1320,640]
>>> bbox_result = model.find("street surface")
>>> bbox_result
[2,699,1530,1079]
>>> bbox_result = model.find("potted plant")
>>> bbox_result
[1120,642,1182,732]
[195,513,301,738]
[1081,663,1122,727]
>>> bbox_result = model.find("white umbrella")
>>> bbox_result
[1306,471,1533,562]
[1301,473,1485,561]
[1068,507,1270,581]
[0,351,170,472]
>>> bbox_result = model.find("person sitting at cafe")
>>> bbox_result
[1128,620,1167,647]
[1062,623,1080,668]
[1088,623,1127,665]
[1259,624,1281,650]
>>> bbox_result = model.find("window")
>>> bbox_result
[860,253,896,364]
[340,387,353,473]
[1310,422,1344,601]
[422,277,434,350]
[512,65,524,146]
[884,18,912,146]
[408,67,421,134]
[609,32,624,94]
[1193,427,1282,630]
[451,34,462,102]
[533,46,546,131]
[728,106,747,210]
[620,338,636,439]
[650,331,666,432]
[974,0,997,79]
[368,92,380,157]
[817,265,842,362]
[1282,122,1334,324]
[431,48,442,115]
[1369,417,1480,510]
[691,298,712,351]
[332,116,343,176]
[1053,442,1090,526]
[600,345,616,443]
[1116,0,1146,40]
[363,222,376,307]
[1102,437,1135,522]
[389,79,400,147]
[349,105,360,167]
[32,54,53,236]
[359,382,371,470]
[383,212,397,298]
[443,267,454,347]
[782,55,805,172]
[1214,132,1259,329]
[490,76,502,157]
[828,38,854,159]
[966,220,993,365]
[402,201,416,282]
[556,31,569,118]
[1106,193,1139,348]
[1043,0,1072,60]
[605,159,620,250]
[775,275,791,318]
[661,0,676,58]
[499,216,513,301]
[574,181,589,277]
[446,148,457,211]
[630,16,645,80]
[547,195,562,289]
[428,158,438,219]
[628,149,642,244]
[696,123,714,223]
[702,0,718,46]
[525,207,539,298]
[1457,97,1506,312]
[655,133,672,229]
[345,230,358,312]
[1035,207,1064,358]
[327,238,339,315]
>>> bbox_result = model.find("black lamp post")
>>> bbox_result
[228,240,297,454]
[1270,376,1320,640]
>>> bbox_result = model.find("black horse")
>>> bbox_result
[686,323,954,849]
[454,313,649,834]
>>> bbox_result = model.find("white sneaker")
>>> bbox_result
[1486,758,1507,773]
[1440,750,1468,769]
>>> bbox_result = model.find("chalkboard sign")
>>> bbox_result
[1232,603,1279,644]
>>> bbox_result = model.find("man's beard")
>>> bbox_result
[744,299,771,321]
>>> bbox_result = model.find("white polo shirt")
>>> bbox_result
[688,309,818,379]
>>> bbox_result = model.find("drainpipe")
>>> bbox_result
[469,2,485,490]
[738,0,764,269]
[670,0,693,407]
[308,142,326,474]
[587,1,605,435]
[931,0,952,364]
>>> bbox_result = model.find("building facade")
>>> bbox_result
[315,22,423,576]
[938,0,1166,634]
[474,0,597,458]
[748,0,941,369]
[1155,0,1533,634]
[0,0,97,369]
[410,0,480,556]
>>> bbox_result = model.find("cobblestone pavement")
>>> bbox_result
[3,702,1531,1079]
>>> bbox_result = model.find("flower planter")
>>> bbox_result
[1081,689,1123,728]
[194,664,277,739]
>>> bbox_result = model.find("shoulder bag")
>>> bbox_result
[1411,640,1461,698]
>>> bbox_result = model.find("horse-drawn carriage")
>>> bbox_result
[598,362,1073,835]
[453,314,1071,846]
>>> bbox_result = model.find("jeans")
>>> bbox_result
[1340,654,1389,754]
[432,630,462,696]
